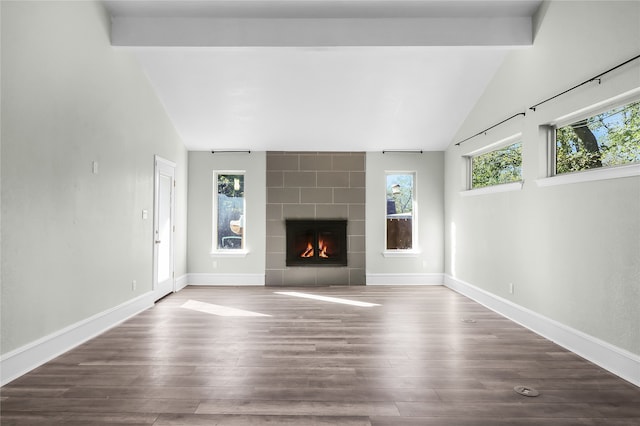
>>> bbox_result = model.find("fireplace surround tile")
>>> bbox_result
[266,219,285,237]
[349,235,366,253]
[300,188,333,204]
[265,269,284,286]
[266,204,283,220]
[332,154,365,171]
[349,219,366,236]
[349,205,366,220]
[350,171,366,187]
[300,155,332,171]
[266,151,365,286]
[267,187,299,204]
[315,204,348,219]
[317,171,349,188]
[334,188,366,204]
[266,235,285,253]
[283,204,316,219]
[267,154,299,170]
[266,171,284,187]
[284,171,317,187]
[317,268,350,285]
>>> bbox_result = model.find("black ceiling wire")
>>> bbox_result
[454,113,526,147]
[529,54,640,112]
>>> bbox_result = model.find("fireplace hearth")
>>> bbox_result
[286,219,348,267]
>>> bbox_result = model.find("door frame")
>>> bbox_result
[153,155,176,301]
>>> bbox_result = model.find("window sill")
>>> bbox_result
[383,250,421,258]
[460,181,523,197]
[536,163,640,187]
[210,250,249,258]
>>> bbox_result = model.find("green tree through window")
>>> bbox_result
[556,100,640,174]
[471,142,522,189]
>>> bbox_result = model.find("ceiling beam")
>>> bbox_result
[111,17,532,47]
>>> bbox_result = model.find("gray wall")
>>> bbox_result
[187,151,266,276]
[444,1,640,354]
[266,152,366,286]
[1,1,188,354]
[366,152,445,277]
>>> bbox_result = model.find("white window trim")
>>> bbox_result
[462,133,523,194]
[382,249,422,258]
[460,180,524,197]
[549,87,640,129]
[536,163,640,187]
[210,250,248,257]
[212,170,248,255]
[543,88,640,183]
[384,171,418,253]
[464,133,522,157]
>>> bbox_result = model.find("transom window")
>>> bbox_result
[553,99,640,175]
[385,172,416,250]
[469,142,522,189]
[213,172,245,251]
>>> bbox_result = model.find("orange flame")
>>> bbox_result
[301,242,314,258]
[299,239,331,258]
[319,238,329,258]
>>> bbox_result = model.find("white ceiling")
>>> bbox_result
[105,1,541,152]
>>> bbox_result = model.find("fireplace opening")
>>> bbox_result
[286,219,347,266]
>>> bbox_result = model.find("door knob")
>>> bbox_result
[155,240,161,244]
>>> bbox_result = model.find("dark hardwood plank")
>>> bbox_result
[155,414,372,425]
[0,412,158,426]
[195,399,400,416]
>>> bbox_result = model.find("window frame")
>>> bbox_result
[462,133,524,196]
[211,170,248,257]
[383,171,419,256]
[536,90,640,187]
[547,96,640,178]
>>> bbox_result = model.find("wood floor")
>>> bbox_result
[1,286,638,425]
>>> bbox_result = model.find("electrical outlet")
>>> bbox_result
[509,283,514,294]
[212,260,218,269]
[132,280,137,291]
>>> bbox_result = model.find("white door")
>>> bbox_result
[153,156,176,301]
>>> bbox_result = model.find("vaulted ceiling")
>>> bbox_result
[104,1,542,152]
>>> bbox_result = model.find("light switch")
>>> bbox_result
[142,209,148,220]
[92,161,99,174]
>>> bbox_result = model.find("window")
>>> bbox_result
[470,142,522,189]
[554,99,640,175]
[385,172,416,251]
[214,172,245,251]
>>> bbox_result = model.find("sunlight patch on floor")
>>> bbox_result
[181,300,271,317]
[275,291,380,307]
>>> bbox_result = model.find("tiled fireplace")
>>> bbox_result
[266,152,365,286]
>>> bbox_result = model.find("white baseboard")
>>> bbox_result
[186,273,265,286]
[175,274,189,291]
[0,291,155,386]
[366,273,444,285]
[444,274,640,387]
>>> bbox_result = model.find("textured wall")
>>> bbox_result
[266,152,365,286]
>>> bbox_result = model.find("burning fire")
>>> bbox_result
[300,239,330,258]
[319,238,329,258]
[301,242,314,258]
